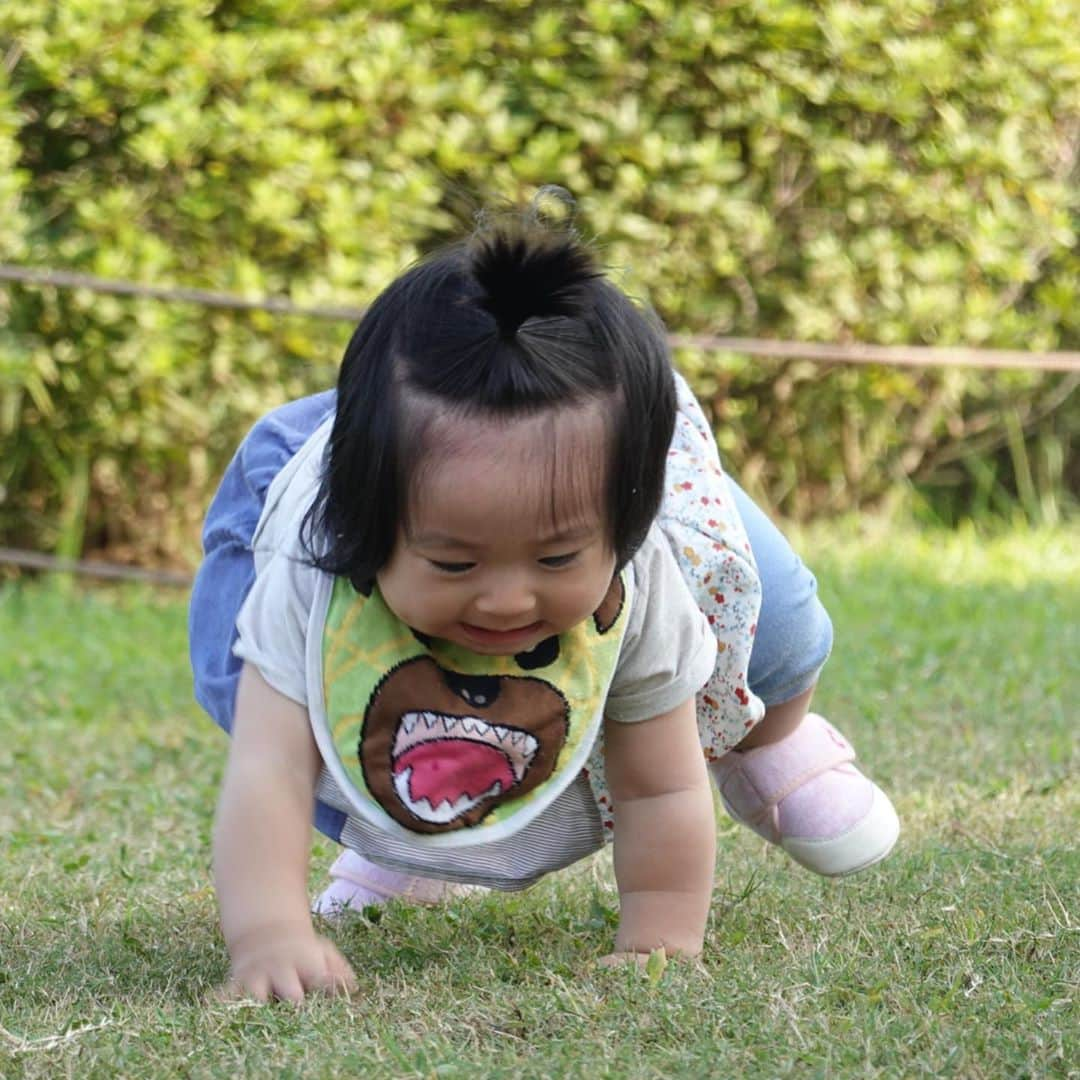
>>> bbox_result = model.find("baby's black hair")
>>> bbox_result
[304,204,676,590]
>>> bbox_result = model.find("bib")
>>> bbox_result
[305,570,631,849]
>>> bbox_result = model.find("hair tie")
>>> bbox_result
[470,200,599,340]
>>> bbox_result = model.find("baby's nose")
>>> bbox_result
[474,571,537,618]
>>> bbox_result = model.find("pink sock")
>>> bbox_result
[312,850,465,916]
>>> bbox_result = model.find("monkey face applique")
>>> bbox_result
[360,658,569,833]
[316,572,629,846]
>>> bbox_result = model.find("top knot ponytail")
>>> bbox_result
[306,186,678,585]
[470,190,601,339]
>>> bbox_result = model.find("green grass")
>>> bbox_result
[1,524,1077,1078]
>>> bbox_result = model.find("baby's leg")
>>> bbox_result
[313,851,477,917]
[190,391,337,735]
[659,372,896,875]
[724,477,832,749]
[713,480,899,875]
[190,391,362,849]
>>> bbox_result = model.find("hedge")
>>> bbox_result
[0,0,1077,565]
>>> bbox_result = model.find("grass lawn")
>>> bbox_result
[1,523,1076,1078]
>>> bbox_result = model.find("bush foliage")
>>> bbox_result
[0,0,1077,562]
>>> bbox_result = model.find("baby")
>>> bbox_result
[190,216,898,1000]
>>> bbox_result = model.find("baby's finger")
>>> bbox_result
[210,980,240,1004]
[215,972,271,1003]
[596,951,651,969]
[269,967,307,1005]
[297,943,354,998]
[318,940,358,996]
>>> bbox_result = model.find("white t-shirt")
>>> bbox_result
[231,420,717,887]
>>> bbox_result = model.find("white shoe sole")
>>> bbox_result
[780,783,900,877]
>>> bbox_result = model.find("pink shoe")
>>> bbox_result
[312,850,479,917]
[711,713,899,877]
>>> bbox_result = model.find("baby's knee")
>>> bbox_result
[749,590,833,707]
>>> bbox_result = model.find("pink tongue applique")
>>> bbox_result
[394,741,516,807]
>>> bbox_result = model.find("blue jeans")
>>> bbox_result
[189,391,832,842]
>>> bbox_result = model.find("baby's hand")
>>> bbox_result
[220,921,357,1003]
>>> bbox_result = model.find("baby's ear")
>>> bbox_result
[593,575,625,635]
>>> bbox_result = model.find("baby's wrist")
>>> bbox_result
[225,916,316,959]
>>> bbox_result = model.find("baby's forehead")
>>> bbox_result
[405,405,611,538]
[420,401,607,457]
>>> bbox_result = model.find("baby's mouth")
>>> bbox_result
[459,621,545,649]
[390,711,539,825]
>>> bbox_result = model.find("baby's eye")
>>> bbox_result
[428,559,475,574]
[539,552,578,568]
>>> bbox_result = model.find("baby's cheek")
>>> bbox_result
[403,579,460,630]
[560,581,604,622]
[374,568,416,626]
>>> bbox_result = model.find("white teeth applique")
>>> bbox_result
[392,711,540,773]
[392,770,504,825]
[390,711,540,826]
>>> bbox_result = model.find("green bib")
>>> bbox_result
[306,571,632,849]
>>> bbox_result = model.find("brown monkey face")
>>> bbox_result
[359,657,569,833]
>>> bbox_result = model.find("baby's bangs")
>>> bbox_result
[530,405,615,542]
[397,396,616,546]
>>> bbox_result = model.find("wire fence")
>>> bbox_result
[2,261,1078,585]
[0,547,193,587]
[4,263,1080,372]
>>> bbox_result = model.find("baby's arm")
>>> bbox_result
[213,663,357,1001]
[603,696,716,958]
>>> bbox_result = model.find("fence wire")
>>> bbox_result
[2,261,1078,584]
[4,263,1079,372]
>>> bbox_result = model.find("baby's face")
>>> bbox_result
[377,404,616,655]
